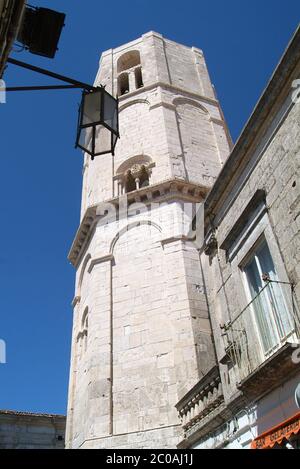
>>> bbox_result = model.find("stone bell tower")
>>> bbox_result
[66,31,231,449]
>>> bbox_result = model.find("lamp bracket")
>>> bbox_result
[7,57,96,92]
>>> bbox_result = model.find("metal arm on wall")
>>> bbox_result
[2,57,119,158]
[6,57,97,92]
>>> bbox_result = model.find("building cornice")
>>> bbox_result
[0,409,66,419]
[88,254,114,273]
[161,235,191,246]
[118,80,219,108]
[68,178,209,268]
[100,31,203,59]
[205,25,300,224]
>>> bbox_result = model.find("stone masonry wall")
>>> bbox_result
[80,32,231,217]
[0,411,65,449]
[67,32,231,448]
[67,200,216,448]
[203,82,300,404]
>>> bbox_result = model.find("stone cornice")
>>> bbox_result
[205,25,300,223]
[0,409,66,419]
[68,206,98,268]
[210,117,227,126]
[118,81,219,108]
[88,254,114,273]
[68,179,209,268]
[161,235,191,246]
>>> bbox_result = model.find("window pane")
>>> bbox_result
[245,258,278,352]
[245,257,262,296]
[257,242,293,338]
[244,240,293,353]
[257,242,276,279]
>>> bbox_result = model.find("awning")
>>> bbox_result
[251,411,300,449]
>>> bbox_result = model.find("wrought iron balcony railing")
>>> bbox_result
[220,280,300,383]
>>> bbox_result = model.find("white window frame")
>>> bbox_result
[241,237,295,359]
[229,211,298,364]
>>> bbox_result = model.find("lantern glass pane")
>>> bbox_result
[82,90,102,126]
[94,124,111,155]
[103,90,118,134]
[78,126,93,154]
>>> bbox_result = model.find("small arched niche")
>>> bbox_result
[118,72,129,96]
[135,67,143,89]
[115,155,154,195]
[77,307,89,358]
[81,307,88,329]
[117,50,141,73]
[117,50,144,95]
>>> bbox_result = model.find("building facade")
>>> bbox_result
[0,0,26,77]
[66,28,300,450]
[0,410,65,449]
[176,26,300,449]
[66,31,231,449]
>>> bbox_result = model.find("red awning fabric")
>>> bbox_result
[251,411,300,449]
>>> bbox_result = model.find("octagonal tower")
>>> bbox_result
[66,31,231,449]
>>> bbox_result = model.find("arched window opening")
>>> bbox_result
[124,165,151,193]
[81,307,88,328]
[117,51,143,94]
[138,165,149,187]
[117,50,141,73]
[125,170,137,193]
[83,315,88,353]
[135,67,143,89]
[118,73,129,96]
[77,307,89,359]
[115,156,154,196]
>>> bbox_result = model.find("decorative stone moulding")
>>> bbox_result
[176,366,224,439]
[68,178,210,267]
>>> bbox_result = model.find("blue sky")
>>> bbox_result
[0,1,299,415]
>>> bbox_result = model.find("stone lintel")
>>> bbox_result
[88,254,114,274]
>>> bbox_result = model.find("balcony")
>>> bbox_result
[221,280,300,399]
[176,366,225,445]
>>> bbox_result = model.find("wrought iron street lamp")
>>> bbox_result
[5,58,119,160]
[76,87,119,159]
[1,4,119,160]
